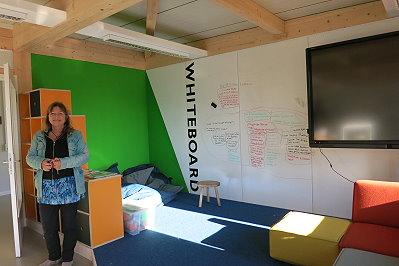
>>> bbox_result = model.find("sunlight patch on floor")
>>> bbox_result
[150,206,225,245]
[148,206,269,250]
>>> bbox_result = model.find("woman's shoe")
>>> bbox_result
[38,258,62,266]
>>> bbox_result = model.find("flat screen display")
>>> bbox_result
[306,31,399,148]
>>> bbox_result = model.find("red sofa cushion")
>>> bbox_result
[352,180,399,227]
[340,223,399,258]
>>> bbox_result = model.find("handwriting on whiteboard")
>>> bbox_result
[244,108,311,168]
[205,120,240,163]
[218,83,239,109]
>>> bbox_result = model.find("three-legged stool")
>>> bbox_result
[197,180,221,207]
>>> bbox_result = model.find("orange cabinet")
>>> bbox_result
[29,89,72,117]
[76,174,124,247]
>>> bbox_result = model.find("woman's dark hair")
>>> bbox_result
[44,102,74,134]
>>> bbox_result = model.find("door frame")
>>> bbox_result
[1,65,24,257]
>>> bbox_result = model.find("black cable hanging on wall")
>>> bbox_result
[319,148,354,183]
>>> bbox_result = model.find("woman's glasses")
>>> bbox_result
[49,112,66,117]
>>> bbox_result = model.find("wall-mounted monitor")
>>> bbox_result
[306,30,399,148]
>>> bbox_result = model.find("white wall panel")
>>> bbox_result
[192,53,242,201]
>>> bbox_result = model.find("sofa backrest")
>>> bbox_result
[352,180,399,227]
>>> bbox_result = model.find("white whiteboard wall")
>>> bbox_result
[194,53,242,201]
[148,16,399,219]
[238,37,312,212]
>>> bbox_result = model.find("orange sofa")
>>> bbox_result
[339,180,399,258]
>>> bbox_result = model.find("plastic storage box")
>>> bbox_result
[123,207,156,236]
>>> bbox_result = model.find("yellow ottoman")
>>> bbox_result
[270,211,351,266]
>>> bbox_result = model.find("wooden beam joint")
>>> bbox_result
[209,0,285,34]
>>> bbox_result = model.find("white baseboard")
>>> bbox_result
[0,190,11,196]
[26,219,94,262]
[92,253,98,266]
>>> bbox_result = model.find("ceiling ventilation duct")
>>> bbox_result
[0,0,65,26]
[102,34,190,58]
[78,22,207,59]
[0,7,27,22]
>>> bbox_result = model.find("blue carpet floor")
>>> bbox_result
[94,193,292,266]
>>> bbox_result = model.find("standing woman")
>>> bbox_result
[26,102,89,266]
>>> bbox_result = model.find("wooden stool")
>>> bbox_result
[197,180,221,207]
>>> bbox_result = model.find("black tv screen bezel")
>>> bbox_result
[306,30,399,149]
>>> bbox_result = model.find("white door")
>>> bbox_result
[3,63,23,257]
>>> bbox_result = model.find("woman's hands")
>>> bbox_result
[41,158,62,171]
[52,158,62,171]
[41,159,52,171]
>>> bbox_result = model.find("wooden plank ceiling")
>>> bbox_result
[5,0,395,70]
[12,0,383,49]
[72,0,376,44]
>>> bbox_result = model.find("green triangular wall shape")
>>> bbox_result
[146,74,186,191]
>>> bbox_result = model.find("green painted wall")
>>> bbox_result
[146,79,186,189]
[31,54,186,189]
[31,54,149,171]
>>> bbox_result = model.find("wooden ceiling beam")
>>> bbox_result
[43,0,69,11]
[381,0,399,17]
[145,0,159,58]
[0,28,13,50]
[146,0,160,36]
[208,0,284,34]
[13,0,144,52]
